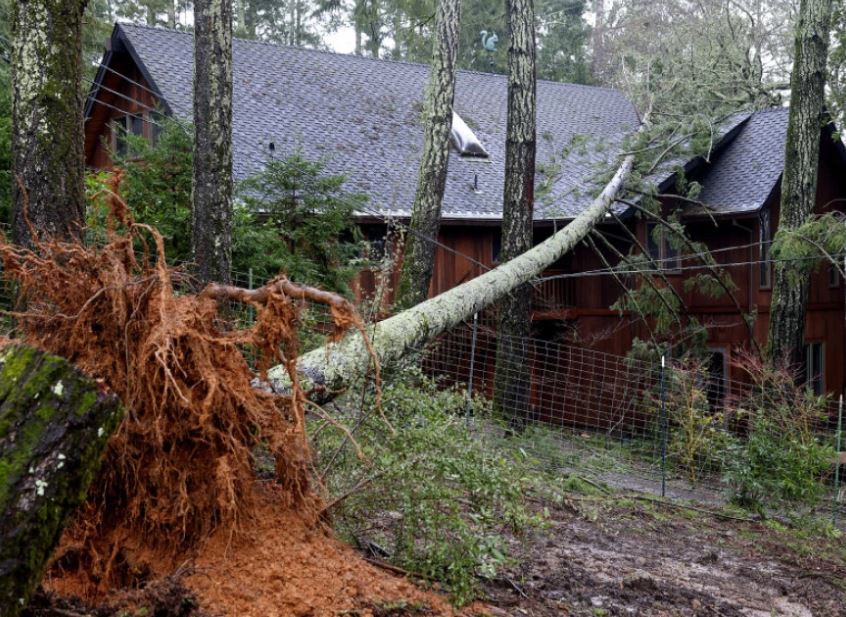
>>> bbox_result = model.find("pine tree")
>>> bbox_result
[767,0,834,365]
[192,0,234,284]
[492,0,536,424]
[11,0,89,246]
[396,0,462,308]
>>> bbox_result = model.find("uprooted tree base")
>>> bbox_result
[1,196,451,615]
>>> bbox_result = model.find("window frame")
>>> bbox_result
[802,341,825,396]
[112,112,147,159]
[645,221,681,272]
[759,210,772,289]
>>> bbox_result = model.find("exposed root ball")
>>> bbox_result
[0,190,362,587]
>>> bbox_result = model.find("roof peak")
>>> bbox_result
[114,21,627,94]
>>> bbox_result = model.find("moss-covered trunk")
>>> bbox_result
[11,0,88,246]
[767,0,833,366]
[395,0,462,309]
[493,0,536,424]
[192,0,234,285]
[0,346,122,617]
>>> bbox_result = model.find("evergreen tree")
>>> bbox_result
[767,0,834,366]
[493,0,536,424]
[192,0,234,284]
[12,0,89,246]
[396,0,462,308]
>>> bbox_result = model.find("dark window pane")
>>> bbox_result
[705,350,726,409]
[130,113,144,136]
[646,222,660,262]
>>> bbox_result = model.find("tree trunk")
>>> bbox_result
[266,134,639,398]
[395,0,462,309]
[766,0,833,366]
[492,0,536,425]
[192,0,234,285]
[591,0,605,80]
[11,0,88,247]
[0,346,122,617]
[169,0,178,28]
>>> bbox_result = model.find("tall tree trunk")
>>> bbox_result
[591,0,605,80]
[766,0,833,366]
[0,346,122,617]
[266,129,640,399]
[192,0,234,285]
[492,0,536,425]
[395,0,462,308]
[245,0,258,38]
[11,0,88,247]
[169,0,178,27]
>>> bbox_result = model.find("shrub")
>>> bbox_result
[721,355,835,515]
[313,366,538,605]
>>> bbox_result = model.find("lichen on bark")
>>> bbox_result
[0,346,122,617]
[395,0,463,309]
[11,0,88,246]
[767,0,833,365]
[192,0,234,285]
[493,0,537,423]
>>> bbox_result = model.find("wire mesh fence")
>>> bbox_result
[418,317,846,524]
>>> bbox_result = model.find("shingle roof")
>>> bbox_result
[693,108,788,214]
[111,23,639,221]
[104,25,808,222]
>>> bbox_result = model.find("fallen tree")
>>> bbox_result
[267,127,642,398]
[0,346,122,617]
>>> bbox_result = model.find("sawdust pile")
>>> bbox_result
[4,185,451,615]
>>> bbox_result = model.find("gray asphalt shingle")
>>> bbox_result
[115,23,638,221]
[109,23,793,221]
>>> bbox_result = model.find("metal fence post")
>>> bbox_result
[660,355,668,498]
[465,313,479,425]
[834,394,843,526]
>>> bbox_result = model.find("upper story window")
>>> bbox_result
[450,112,489,158]
[759,210,772,289]
[646,222,680,271]
[113,112,146,158]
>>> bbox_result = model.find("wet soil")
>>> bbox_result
[481,494,846,616]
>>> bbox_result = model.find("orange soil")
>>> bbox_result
[45,481,454,617]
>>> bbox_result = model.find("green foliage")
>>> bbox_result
[770,211,846,286]
[664,363,735,482]
[314,367,538,605]
[722,357,835,515]
[239,152,366,292]
[86,119,364,294]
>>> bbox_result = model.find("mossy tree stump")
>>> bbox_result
[0,346,122,617]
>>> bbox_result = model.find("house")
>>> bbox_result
[84,23,846,410]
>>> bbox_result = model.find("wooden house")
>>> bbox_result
[84,23,846,411]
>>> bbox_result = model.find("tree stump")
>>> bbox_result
[0,345,122,617]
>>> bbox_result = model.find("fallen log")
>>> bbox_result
[0,346,122,617]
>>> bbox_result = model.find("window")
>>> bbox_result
[491,231,501,264]
[113,113,145,157]
[646,222,680,270]
[704,349,727,410]
[759,210,772,289]
[830,263,841,288]
[801,342,824,396]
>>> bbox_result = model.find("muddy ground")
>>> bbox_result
[481,491,846,617]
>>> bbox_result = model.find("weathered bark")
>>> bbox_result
[192,0,234,285]
[492,0,536,424]
[591,0,605,81]
[266,138,639,398]
[0,346,122,617]
[395,0,462,309]
[766,0,833,366]
[11,0,88,246]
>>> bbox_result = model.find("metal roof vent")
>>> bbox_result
[451,111,489,158]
